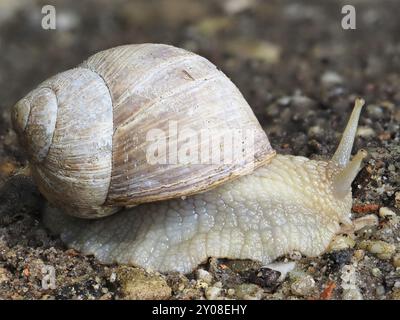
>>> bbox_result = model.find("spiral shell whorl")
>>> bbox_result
[13,68,115,218]
[12,87,57,163]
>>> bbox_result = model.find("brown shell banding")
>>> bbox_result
[81,44,275,207]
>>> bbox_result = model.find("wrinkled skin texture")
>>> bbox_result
[44,154,351,273]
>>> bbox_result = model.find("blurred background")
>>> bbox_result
[0,0,399,300]
[0,0,399,158]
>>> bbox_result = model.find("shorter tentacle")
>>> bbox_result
[333,149,368,199]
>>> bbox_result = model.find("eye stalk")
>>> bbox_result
[333,149,368,199]
[331,98,367,199]
[11,87,58,163]
[332,98,365,167]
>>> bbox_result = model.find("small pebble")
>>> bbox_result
[356,126,375,138]
[340,265,357,290]
[366,104,383,118]
[328,235,355,251]
[395,192,400,209]
[117,267,171,300]
[359,240,396,260]
[222,0,255,15]
[308,125,322,136]
[196,269,213,284]
[205,285,222,300]
[393,253,400,268]
[266,103,280,117]
[376,285,385,296]
[342,288,363,300]
[353,214,379,231]
[226,39,281,64]
[379,207,396,218]
[277,96,291,106]
[235,283,264,300]
[290,275,315,297]
[227,288,235,296]
[371,268,382,278]
[109,272,117,283]
[321,71,343,87]
[389,287,400,303]
[249,267,281,289]
[0,267,9,284]
[353,249,365,262]
[195,280,209,290]
[326,249,353,270]
[178,283,185,291]
[195,17,232,36]
[290,95,316,109]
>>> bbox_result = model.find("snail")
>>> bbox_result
[11,44,367,273]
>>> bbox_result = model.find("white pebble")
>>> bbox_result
[356,126,375,138]
[340,265,357,290]
[290,275,315,296]
[328,235,356,251]
[360,240,396,259]
[109,272,117,283]
[222,0,255,15]
[342,288,363,300]
[379,207,396,218]
[371,268,382,277]
[353,214,379,231]
[205,285,222,300]
[321,71,343,86]
[196,269,213,284]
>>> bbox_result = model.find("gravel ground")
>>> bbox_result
[0,0,399,300]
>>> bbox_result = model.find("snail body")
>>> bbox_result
[12,44,366,273]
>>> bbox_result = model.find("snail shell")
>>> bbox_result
[12,44,275,218]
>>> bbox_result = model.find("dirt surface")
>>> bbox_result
[0,0,399,300]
